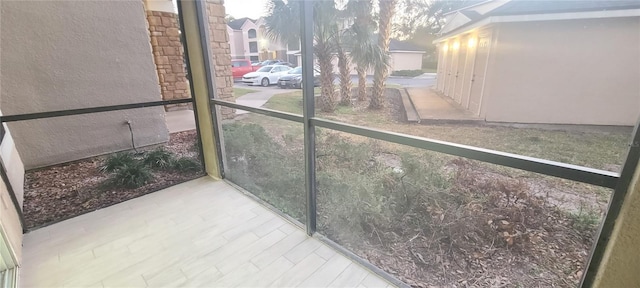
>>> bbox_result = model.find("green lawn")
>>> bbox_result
[232,87,257,99]
[422,68,437,73]
[262,89,630,171]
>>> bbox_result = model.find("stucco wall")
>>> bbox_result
[0,1,169,169]
[483,17,640,125]
[390,52,424,71]
[593,161,640,287]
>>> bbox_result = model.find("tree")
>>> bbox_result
[370,0,398,109]
[336,36,352,106]
[225,14,235,23]
[345,0,387,102]
[265,0,340,112]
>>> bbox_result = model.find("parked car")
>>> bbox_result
[242,65,292,87]
[277,66,320,89]
[259,59,287,66]
[231,59,261,80]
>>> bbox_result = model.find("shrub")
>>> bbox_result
[172,157,201,172]
[101,152,136,173]
[106,162,153,188]
[569,209,600,235]
[143,149,174,170]
[391,69,424,77]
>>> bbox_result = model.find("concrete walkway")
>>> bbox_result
[166,109,196,133]
[406,87,481,123]
[235,87,290,115]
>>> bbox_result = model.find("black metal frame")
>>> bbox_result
[0,93,205,234]
[190,1,640,286]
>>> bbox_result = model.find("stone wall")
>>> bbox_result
[205,0,234,119]
[146,10,191,111]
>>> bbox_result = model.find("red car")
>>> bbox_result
[232,60,261,80]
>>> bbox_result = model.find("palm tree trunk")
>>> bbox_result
[356,66,367,102]
[317,47,337,112]
[338,50,352,106]
[371,0,397,109]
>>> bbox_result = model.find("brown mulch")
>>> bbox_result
[23,130,205,230]
[342,159,596,288]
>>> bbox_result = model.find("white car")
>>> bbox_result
[242,65,292,87]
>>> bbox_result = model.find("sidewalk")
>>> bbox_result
[406,87,481,123]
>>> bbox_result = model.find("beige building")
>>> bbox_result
[0,0,203,169]
[227,17,291,63]
[435,0,640,126]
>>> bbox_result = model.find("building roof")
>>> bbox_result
[438,0,640,38]
[389,39,425,52]
[228,17,255,30]
[489,0,640,16]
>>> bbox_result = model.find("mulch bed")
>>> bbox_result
[23,130,205,230]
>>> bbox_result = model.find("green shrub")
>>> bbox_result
[143,149,174,170]
[101,152,136,173]
[391,69,424,77]
[106,162,153,188]
[569,209,600,234]
[172,157,201,172]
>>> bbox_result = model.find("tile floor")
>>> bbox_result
[20,177,394,288]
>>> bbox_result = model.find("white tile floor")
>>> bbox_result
[20,177,394,288]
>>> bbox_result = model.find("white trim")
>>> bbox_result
[443,0,495,16]
[435,8,640,43]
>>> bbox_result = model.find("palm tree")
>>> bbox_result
[265,0,339,112]
[336,40,352,106]
[371,0,398,109]
[345,0,386,102]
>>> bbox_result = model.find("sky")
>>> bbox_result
[224,0,269,19]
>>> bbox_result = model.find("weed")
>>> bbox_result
[106,162,153,188]
[101,152,136,173]
[143,149,174,170]
[569,209,600,235]
[172,157,201,172]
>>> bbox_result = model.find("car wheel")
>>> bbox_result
[261,78,270,87]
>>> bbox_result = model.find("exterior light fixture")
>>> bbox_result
[443,44,449,52]
[453,41,460,50]
[468,38,476,48]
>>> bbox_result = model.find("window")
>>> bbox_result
[231,60,249,67]
[250,56,259,62]
[248,29,256,39]
[249,41,258,53]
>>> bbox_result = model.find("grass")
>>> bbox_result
[262,89,629,170]
[391,70,424,77]
[422,67,437,73]
[232,87,257,99]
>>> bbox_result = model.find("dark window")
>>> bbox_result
[250,56,259,62]
[249,42,258,53]
[248,29,257,39]
[287,39,300,51]
[231,61,249,67]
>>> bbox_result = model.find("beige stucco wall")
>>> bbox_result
[0,1,169,169]
[482,17,640,125]
[593,161,640,287]
[390,52,424,71]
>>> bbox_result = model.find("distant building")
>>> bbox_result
[227,17,294,64]
[434,0,640,125]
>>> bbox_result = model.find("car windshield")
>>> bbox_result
[288,67,302,74]
[256,66,272,72]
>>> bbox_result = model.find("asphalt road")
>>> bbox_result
[234,74,436,90]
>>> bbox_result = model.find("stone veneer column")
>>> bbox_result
[146,10,191,111]
[205,0,235,119]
